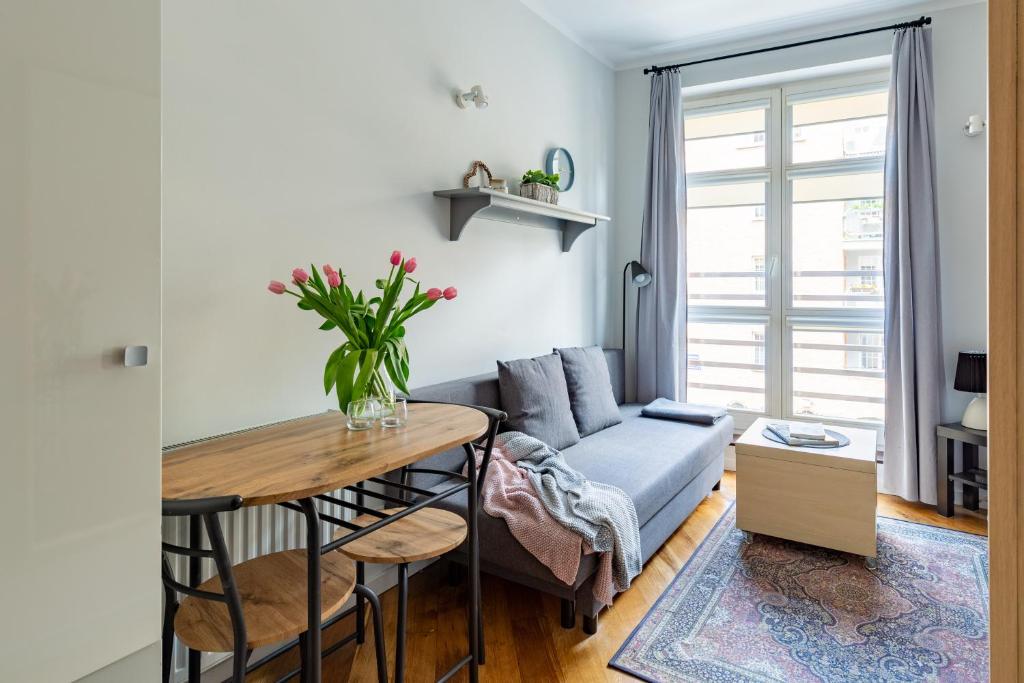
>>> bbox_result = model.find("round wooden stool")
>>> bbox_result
[175,549,356,655]
[337,507,467,683]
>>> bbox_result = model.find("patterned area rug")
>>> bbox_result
[611,504,988,682]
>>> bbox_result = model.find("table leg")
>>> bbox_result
[466,446,480,682]
[355,481,365,646]
[299,498,322,683]
[936,435,954,517]
[962,443,980,510]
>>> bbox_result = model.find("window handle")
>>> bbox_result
[767,256,778,278]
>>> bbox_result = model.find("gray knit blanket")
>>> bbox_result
[495,431,642,597]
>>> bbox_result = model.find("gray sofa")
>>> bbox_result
[404,348,733,634]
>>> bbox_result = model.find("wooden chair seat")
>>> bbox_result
[337,507,467,564]
[174,549,355,652]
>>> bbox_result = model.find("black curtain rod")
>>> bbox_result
[643,15,931,75]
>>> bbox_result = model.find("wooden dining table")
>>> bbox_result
[163,402,494,682]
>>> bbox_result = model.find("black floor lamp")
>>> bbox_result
[622,260,652,351]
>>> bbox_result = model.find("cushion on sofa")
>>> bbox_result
[497,353,580,450]
[560,404,733,526]
[554,346,622,437]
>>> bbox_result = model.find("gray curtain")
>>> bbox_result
[637,69,685,404]
[882,26,944,503]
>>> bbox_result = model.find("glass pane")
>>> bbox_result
[791,325,884,423]
[791,172,883,309]
[685,105,767,173]
[791,91,887,164]
[687,321,767,412]
[687,182,766,307]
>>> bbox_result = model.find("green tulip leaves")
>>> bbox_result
[287,258,445,410]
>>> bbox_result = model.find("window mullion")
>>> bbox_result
[768,88,785,421]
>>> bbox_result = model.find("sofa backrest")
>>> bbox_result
[410,348,624,409]
[402,348,625,484]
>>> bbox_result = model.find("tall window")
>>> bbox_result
[684,73,887,432]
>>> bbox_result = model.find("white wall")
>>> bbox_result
[163,1,616,444]
[613,2,988,421]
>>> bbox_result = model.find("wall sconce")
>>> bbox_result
[455,85,488,109]
[963,114,986,137]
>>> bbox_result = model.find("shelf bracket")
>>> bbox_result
[562,222,593,253]
[448,195,491,243]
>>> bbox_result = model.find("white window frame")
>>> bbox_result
[684,70,889,436]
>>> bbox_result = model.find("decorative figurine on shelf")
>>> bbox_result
[266,252,458,417]
[519,169,560,205]
[954,351,987,430]
[462,160,493,189]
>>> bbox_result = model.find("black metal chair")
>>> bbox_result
[332,400,505,682]
[161,495,387,683]
[336,504,468,683]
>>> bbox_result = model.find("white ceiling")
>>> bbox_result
[519,0,977,68]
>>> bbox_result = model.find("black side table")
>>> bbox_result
[936,422,988,517]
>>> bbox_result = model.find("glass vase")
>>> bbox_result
[366,369,396,422]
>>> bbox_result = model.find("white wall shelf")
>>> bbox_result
[433,188,609,252]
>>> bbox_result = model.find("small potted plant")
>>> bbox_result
[519,169,560,205]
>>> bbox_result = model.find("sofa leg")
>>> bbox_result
[712,479,721,491]
[560,598,576,629]
[582,614,598,635]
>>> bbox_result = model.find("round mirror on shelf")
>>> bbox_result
[545,147,575,192]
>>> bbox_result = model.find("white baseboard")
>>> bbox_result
[75,641,160,683]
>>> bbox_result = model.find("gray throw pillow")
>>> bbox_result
[497,353,580,450]
[555,346,622,437]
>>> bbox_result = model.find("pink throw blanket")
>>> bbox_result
[468,447,617,605]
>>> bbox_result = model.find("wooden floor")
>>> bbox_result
[244,472,987,682]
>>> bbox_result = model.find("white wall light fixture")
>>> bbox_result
[963,114,986,137]
[455,85,488,109]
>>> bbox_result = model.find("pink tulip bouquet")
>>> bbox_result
[268,250,457,411]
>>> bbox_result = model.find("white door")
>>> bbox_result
[0,1,161,681]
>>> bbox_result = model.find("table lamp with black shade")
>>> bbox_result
[622,261,652,351]
[954,351,987,430]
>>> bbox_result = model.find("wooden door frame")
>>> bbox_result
[989,0,1022,680]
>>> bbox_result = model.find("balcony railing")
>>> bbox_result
[688,333,888,419]
[689,337,764,348]
[792,389,883,404]
[792,269,882,277]
[689,269,882,278]
[688,271,763,278]
[687,381,763,395]
[792,365,884,379]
